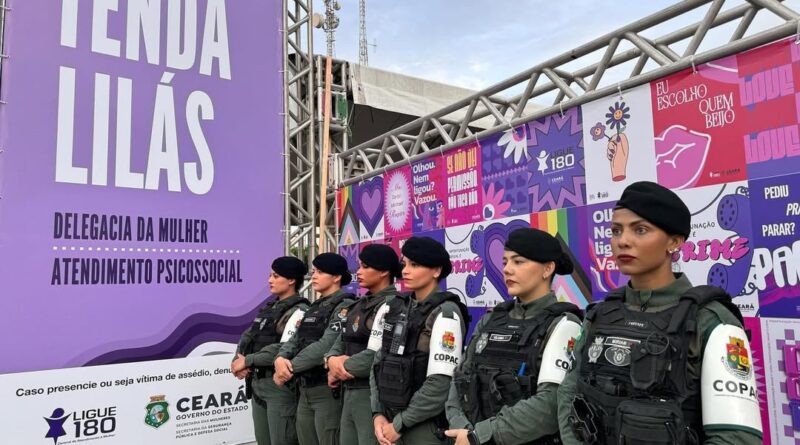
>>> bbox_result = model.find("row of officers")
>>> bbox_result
[233,181,763,445]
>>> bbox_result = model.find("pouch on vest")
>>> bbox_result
[376,353,415,409]
[476,366,533,419]
[629,332,672,391]
[453,369,480,426]
[616,399,690,445]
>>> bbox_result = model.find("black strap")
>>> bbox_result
[681,285,744,325]
[668,285,743,335]
[544,302,584,320]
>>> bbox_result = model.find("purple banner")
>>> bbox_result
[584,201,629,301]
[481,127,530,218]
[444,142,483,226]
[526,108,586,211]
[750,174,800,317]
[0,1,283,372]
[411,157,446,233]
[354,176,385,241]
[339,243,361,295]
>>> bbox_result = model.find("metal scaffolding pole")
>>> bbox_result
[315,56,349,255]
[336,0,800,186]
[284,0,316,267]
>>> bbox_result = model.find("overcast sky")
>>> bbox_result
[312,0,797,94]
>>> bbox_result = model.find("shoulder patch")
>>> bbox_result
[538,317,582,385]
[367,303,392,351]
[281,309,306,343]
[426,313,463,377]
[701,323,762,434]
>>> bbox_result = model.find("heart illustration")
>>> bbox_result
[480,219,530,299]
[356,177,384,236]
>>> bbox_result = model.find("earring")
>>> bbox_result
[668,248,678,254]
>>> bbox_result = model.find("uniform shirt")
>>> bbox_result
[277,289,354,374]
[369,289,467,433]
[556,274,762,445]
[325,285,399,379]
[446,293,581,445]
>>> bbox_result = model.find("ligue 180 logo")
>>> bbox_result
[44,405,117,443]
[145,395,170,429]
[441,331,456,352]
[44,408,70,444]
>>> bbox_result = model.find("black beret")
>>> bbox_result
[401,236,452,280]
[312,252,352,286]
[359,244,401,278]
[615,181,691,238]
[271,256,307,281]
[505,228,574,275]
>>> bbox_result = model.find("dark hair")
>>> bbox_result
[293,276,304,292]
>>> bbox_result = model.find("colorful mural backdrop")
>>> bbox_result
[336,37,800,444]
[0,2,284,444]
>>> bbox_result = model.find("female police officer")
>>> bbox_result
[444,228,583,445]
[274,252,356,445]
[325,244,401,445]
[370,236,470,445]
[233,256,309,445]
[557,181,762,444]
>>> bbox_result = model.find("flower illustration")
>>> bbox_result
[605,101,630,132]
[482,183,511,220]
[590,123,607,141]
[497,126,529,164]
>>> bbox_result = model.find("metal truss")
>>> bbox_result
[284,0,317,262]
[336,0,800,186]
[284,0,346,269]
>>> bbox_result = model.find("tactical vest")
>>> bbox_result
[456,300,582,445]
[294,292,355,387]
[376,291,470,412]
[340,292,393,388]
[247,295,307,355]
[569,285,743,445]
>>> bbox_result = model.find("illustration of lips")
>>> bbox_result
[698,55,739,84]
[654,125,711,190]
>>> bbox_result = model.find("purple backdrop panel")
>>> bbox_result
[750,174,800,318]
[0,1,283,372]
[526,108,587,211]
